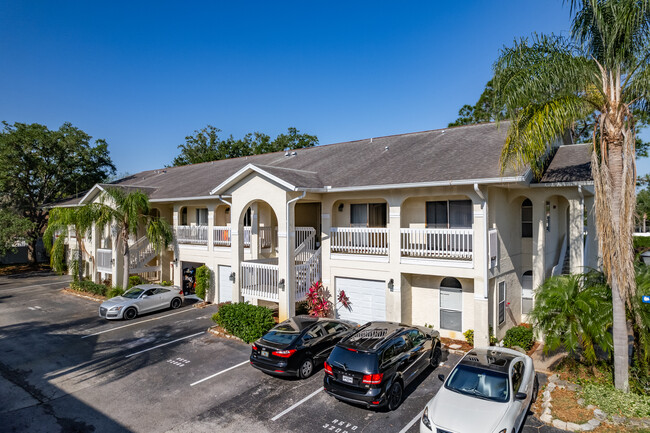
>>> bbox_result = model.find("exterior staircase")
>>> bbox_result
[294,227,321,300]
[129,236,161,278]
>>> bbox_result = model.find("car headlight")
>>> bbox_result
[495,429,507,433]
[421,405,432,430]
[109,306,123,312]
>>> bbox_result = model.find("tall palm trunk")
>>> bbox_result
[593,113,636,392]
[121,228,130,289]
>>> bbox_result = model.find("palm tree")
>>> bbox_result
[492,0,649,391]
[44,205,99,280]
[95,187,173,288]
[529,274,613,364]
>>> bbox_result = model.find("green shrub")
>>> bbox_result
[464,329,474,346]
[160,280,172,286]
[295,300,309,315]
[581,382,650,419]
[128,275,144,288]
[489,326,498,345]
[195,265,210,300]
[71,280,108,296]
[503,324,534,351]
[212,302,275,343]
[107,287,124,298]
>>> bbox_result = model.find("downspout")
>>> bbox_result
[285,191,306,312]
[217,195,232,206]
[473,183,489,299]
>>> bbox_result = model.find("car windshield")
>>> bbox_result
[122,288,145,299]
[262,323,301,345]
[445,364,510,403]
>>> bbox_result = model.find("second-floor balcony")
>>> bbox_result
[401,228,473,260]
[330,227,390,255]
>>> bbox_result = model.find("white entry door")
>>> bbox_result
[219,265,232,303]
[335,277,386,325]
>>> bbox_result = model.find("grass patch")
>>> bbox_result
[581,382,650,419]
[594,425,650,433]
[551,388,593,424]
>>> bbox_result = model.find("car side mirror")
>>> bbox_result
[515,392,527,400]
[142,295,148,298]
[438,374,445,381]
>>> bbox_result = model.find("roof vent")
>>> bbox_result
[291,151,297,156]
[384,146,389,151]
[285,152,290,156]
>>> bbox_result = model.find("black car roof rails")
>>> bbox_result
[343,324,404,351]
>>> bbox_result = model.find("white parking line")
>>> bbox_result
[399,410,424,433]
[125,332,204,358]
[271,387,323,421]
[81,308,195,339]
[190,360,249,386]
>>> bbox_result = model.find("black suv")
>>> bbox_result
[323,321,441,410]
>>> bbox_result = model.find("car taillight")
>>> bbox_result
[324,362,333,375]
[362,373,383,384]
[251,344,257,351]
[272,349,296,358]
[345,347,358,352]
[179,289,183,295]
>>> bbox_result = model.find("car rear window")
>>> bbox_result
[445,364,510,403]
[262,323,301,345]
[328,346,378,373]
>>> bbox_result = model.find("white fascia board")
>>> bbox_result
[529,181,594,188]
[209,164,297,195]
[317,175,529,193]
[78,184,106,204]
[149,195,218,203]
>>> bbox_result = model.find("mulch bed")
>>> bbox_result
[0,263,51,276]
[62,288,106,302]
[440,337,472,352]
[551,387,594,424]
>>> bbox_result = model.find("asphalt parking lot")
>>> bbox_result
[0,273,566,433]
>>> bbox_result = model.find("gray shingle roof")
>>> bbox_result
[51,122,593,207]
[538,144,592,184]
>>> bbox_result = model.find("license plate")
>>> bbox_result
[260,350,269,357]
[342,375,353,384]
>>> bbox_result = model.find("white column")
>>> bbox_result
[278,198,296,321]
[172,205,181,287]
[532,199,547,290]
[585,195,598,270]
[472,197,489,347]
[207,204,216,250]
[387,200,401,322]
[92,223,100,283]
[250,203,259,260]
[569,196,584,274]
[230,199,245,304]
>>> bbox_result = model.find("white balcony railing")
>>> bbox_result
[400,228,473,260]
[296,247,322,301]
[259,226,274,249]
[213,226,231,247]
[97,248,112,273]
[240,262,279,301]
[330,227,389,255]
[243,227,251,248]
[176,225,208,245]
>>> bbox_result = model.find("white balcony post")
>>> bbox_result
[532,199,547,290]
[250,203,259,260]
[207,204,216,252]
[172,205,181,287]
[569,194,584,274]
[387,200,401,322]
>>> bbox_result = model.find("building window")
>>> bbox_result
[498,281,506,325]
[181,207,188,225]
[426,200,472,229]
[522,271,533,315]
[350,203,386,227]
[440,277,462,332]
[196,208,208,226]
[521,199,532,238]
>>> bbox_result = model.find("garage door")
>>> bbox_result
[335,277,386,325]
[218,265,232,303]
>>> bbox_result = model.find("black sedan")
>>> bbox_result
[250,315,357,379]
[324,321,441,410]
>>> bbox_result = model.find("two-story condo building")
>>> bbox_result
[53,122,597,347]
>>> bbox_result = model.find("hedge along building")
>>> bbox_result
[52,122,596,346]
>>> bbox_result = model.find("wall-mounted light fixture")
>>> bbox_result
[173,258,178,265]
[388,278,394,291]
[338,203,344,212]
[229,272,236,283]
[278,278,285,291]
[110,258,115,265]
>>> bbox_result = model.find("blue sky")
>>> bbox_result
[2,1,649,176]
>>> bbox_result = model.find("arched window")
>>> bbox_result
[440,277,462,331]
[522,270,533,314]
[521,199,533,238]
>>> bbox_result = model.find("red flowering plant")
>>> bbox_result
[306,281,333,317]
[305,281,353,318]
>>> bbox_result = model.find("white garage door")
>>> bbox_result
[218,265,232,304]
[335,277,386,325]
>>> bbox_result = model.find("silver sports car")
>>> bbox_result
[420,346,538,433]
[99,284,184,320]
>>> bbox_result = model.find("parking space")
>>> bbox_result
[0,273,560,433]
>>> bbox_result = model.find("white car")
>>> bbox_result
[420,347,538,433]
[99,284,184,320]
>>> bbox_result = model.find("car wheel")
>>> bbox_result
[387,380,403,411]
[298,357,314,379]
[531,374,539,403]
[170,297,182,309]
[123,307,137,320]
[430,345,442,368]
